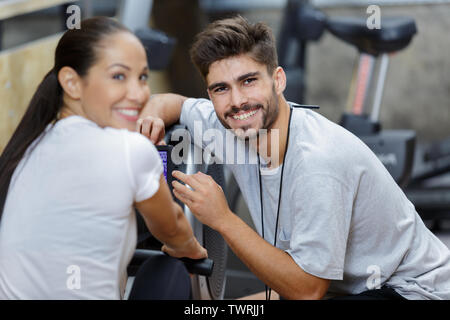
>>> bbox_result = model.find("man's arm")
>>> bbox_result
[137,93,188,144]
[221,211,330,300]
[171,170,330,300]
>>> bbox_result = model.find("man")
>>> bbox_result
[138,16,450,299]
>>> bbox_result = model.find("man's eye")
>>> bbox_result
[214,86,227,93]
[244,78,256,85]
[113,73,125,81]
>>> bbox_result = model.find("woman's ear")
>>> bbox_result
[58,67,82,100]
[272,66,287,95]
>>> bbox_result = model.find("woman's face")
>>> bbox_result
[77,31,150,131]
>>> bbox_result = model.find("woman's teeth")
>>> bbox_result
[117,109,139,117]
[232,110,257,121]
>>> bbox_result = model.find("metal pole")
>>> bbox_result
[0,21,3,51]
[80,0,94,18]
[352,53,375,115]
[371,53,390,122]
[118,0,153,32]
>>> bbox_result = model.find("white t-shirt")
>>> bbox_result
[0,116,162,299]
[180,98,450,300]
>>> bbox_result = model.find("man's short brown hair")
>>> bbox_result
[190,15,278,79]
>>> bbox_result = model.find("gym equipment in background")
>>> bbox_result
[277,1,450,226]
[329,15,417,188]
[405,137,450,226]
[279,0,417,188]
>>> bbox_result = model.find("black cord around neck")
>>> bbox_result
[257,106,293,300]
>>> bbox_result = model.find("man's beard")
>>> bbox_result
[217,86,279,140]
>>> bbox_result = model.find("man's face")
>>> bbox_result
[206,54,282,139]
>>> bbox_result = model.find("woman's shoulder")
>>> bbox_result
[105,127,154,151]
[50,116,157,160]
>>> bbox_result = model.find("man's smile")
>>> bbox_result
[231,109,258,121]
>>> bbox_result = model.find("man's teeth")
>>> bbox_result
[117,109,139,117]
[232,110,257,121]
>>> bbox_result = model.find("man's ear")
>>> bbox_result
[58,66,82,100]
[272,66,287,95]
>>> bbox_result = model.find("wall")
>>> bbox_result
[0,34,60,151]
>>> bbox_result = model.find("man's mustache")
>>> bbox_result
[225,104,263,118]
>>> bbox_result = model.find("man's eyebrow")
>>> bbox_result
[237,71,260,82]
[208,82,227,91]
[208,72,261,91]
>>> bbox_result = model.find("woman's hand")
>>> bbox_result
[161,237,208,260]
[136,115,166,145]
[137,93,187,144]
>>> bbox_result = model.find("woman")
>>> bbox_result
[0,17,206,299]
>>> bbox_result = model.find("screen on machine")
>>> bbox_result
[156,145,174,185]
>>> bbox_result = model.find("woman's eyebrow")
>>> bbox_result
[108,63,131,70]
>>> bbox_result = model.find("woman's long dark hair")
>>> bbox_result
[0,17,130,219]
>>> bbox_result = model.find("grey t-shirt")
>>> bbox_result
[180,98,450,299]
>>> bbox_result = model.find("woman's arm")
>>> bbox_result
[137,94,188,144]
[135,174,207,259]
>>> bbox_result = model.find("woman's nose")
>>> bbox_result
[127,81,149,104]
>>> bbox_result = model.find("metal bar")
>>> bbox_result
[0,0,76,21]
[132,249,214,277]
[371,53,389,122]
[80,0,94,18]
[0,21,3,51]
[352,53,375,115]
[312,0,450,7]
[118,0,153,32]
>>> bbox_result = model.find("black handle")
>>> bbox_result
[132,249,214,277]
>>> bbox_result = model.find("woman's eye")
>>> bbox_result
[113,73,125,81]
[140,74,149,82]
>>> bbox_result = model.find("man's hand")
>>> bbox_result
[136,116,166,145]
[171,170,232,232]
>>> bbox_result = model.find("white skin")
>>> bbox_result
[57,31,206,260]
[205,55,280,140]
[58,32,150,131]
[138,53,330,299]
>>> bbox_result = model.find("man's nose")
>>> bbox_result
[229,87,248,110]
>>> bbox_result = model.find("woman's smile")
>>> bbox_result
[113,107,141,122]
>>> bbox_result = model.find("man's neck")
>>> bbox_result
[257,98,290,169]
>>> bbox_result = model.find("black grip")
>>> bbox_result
[132,249,214,277]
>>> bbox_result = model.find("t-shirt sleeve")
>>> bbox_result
[180,98,231,163]
[124,132,163,203]
[180,98,219,136]
[285,173,353,280]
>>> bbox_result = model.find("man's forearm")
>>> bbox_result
[218,212,328,300]
[140,93,188,127]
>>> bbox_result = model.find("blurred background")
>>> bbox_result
[1,0,449,299]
